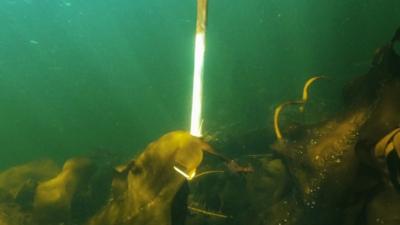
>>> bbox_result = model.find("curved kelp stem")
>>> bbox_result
[188,206,229,219]
[274,100,304,141]
[374,128,400,192]
[299,76,327,112]
[273,76,327,141]
[193,170,225,180]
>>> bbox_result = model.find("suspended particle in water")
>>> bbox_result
[60,0,71,7]
[29,40,39,45]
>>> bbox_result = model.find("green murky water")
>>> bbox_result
[0,1,400,225]
[0,0,398,166]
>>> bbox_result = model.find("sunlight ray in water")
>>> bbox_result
[190,0,208,137]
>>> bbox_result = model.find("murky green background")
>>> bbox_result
[0,0,399,168]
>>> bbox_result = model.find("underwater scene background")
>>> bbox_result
[1,0,400,225]
[0,0,398,167]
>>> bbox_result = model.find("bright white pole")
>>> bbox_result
[190,0,207,137]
